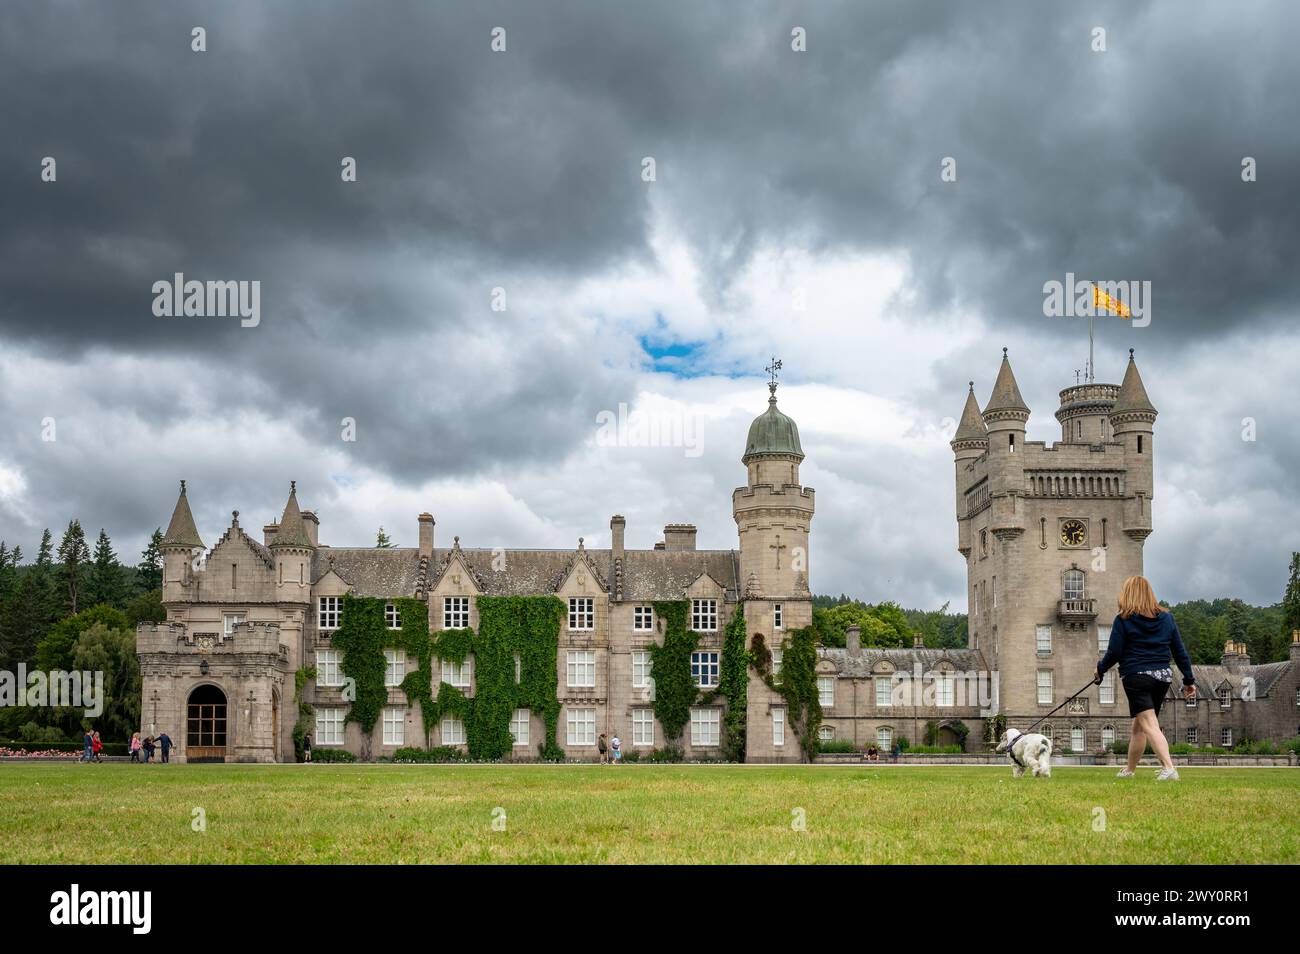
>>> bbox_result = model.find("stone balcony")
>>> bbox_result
[1057,598,1098,629]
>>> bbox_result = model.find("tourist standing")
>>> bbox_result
[142,736,155,763]
[303,733,312,763]
[158,732,173,763]
[82,729,93,763]
[598,733,608,764]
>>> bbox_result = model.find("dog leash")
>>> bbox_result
[1018,679,1098,736]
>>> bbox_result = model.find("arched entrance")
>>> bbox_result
[187,684,228,762]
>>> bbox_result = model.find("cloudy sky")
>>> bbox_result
[1,1,1298,610]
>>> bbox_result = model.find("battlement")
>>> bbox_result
[137,620,285,656]
[732,483,815,512]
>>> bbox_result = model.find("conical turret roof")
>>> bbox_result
[161,480,204,549]
[984,350,1029,415]
[270,481,315,548]
[1111,350,1157,415]
[953,383,988,442]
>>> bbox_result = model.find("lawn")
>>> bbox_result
[0,763,1295,864]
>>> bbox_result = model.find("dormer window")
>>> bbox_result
[385,602,401,630]
[1217,685,1231,709]
[318,596,340,631]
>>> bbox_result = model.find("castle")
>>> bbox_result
[136,353,1300,761]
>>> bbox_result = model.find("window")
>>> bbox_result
[1186,690,1198,707]
[1220,727,1232,748]
[223,613,245,636]
[773,603,783,630]
[691,652,720,688]
[1036,625,1052,655]
[315,708,344,746]
[1217,685,1231,709]
[876,726,892,750]
[443,596,470,629]
[690,708,720,746]
[632,709,654,747]
[818,676,835,707]
[1009,433,1016,452]
[979,529,988,558]
[1063,570,1085,601]
[1071,726,1084,752]
[771,650,783,678]
[992,577,997,608]
[385,602,401,630]
[441,716,466,746]
[513,653,522,684]
[632,651,652,689]
[1097,624,1111,654]
[1099,671,1115,704]
[318,596,340,630]
[568,597,594,630]
[633,605,654,631]
[1296,687,1300,706]
[566,708,595,746]
[1037,670,1053,705]
[383,707,405,746]
[936,673,954,707]
[441,657,472,689]
[817,725,835,742]
[1186,727,1198,744]
[567,650,595,688]
[875,676,892,707]
[384,649,406,687]
[510,708,529,747]
[772,708,785,747]
[1101,725,1115,749]
[1040,723,1053,742]
[316,650,342,687]
[691,599,718,632]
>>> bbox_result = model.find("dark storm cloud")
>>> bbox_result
[1,1,1298,604]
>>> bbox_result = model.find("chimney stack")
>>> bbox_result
[663,524,697,551]
[418,513,435,559]
[913,633,925,649]
[610,515,625,562]
[301,511,320,547]
[1290,629,1300,663]
[1221,640,1251,669]
[263,522,279,546]
[846,624,861,657]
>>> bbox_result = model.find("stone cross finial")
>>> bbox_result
[180,479,187,494]
[232,510,239,525]
[290,480,297,493]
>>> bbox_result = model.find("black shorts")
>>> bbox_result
[1122,673,1170,718]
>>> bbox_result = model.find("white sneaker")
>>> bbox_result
[1116,769,1135,778]
[1155,768,1180,781]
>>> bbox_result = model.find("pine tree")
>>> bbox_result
[56,520,92,616]
[137,529,163,593]
[87,529,127,609]
[375,527,394,548]
[1225,598,1248,650]
[0,530,57,670]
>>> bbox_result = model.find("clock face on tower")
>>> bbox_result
[1060,519,1088,547]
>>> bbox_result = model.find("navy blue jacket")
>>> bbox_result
[1097,611,1195,685]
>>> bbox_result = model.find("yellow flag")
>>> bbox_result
[1092,284,1132,318]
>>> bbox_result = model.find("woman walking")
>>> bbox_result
[129,732,141,763]
[1095,575,1196,781]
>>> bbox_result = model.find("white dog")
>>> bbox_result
[995,729,1053,778]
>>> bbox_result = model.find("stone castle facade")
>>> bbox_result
[136,356,1300,762]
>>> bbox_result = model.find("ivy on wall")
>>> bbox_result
[649,601,698,741]
[752,625,821,761]
[649,600,748,757]
[330,593,565,761]
[717,608,749,761]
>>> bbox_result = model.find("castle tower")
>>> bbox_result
[981,349,1029,544]
[955,349,1153,750]
[269,481,315,601]
[736,362,815,762]
[733,367,815,622]
[1108,350,1157,544]
[160,479,204,605]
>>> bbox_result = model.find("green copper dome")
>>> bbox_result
[743,386,804,461]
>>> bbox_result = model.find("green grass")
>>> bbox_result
[0,763,1295,864]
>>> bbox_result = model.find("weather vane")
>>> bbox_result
[765,356,783,396]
